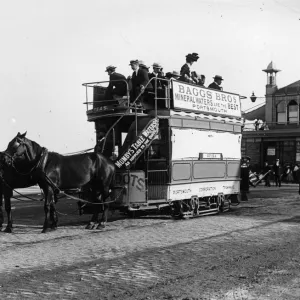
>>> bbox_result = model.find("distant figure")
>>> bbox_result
[273,159,282,187]
[208,75,224,91]
[260,121,269,130]
[240,156,251,201]
[262,161,271,187]
[254,119,261,131]
[179,53,199,84]
[104,65,127,102]
[129,59,152,106]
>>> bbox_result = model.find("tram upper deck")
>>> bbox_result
[82,77,242,124]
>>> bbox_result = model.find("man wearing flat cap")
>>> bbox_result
[129,59,152,106]
[104,65,127,102]
[179,53,199,84]
[208,75,224,91]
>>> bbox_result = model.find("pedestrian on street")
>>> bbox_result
[262,161,271,187]
[273,159,282,187]
[240,156,250,201]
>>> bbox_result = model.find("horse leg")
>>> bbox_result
[50,194,58,230]
[42,187,52,233]
[85,189,100,230]
[3,190,13,233]
[97,188,110,230]
[0,185,3,230]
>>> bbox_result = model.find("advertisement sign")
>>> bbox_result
[172,81,241,118]
[168,180,240,200]
[115,118,159,169]
[115,171,146,204]
[267,148,275,156]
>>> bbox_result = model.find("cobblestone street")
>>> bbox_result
[1,186,300,299]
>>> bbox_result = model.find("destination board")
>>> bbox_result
[172,81,241,118]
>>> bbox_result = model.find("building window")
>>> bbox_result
[276,101,286,124]
[288,100,298,124]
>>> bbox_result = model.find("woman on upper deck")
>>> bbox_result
[179,53,199,84]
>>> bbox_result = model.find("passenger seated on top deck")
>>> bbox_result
[208,75,224,91]
[128,59,152,107]
[200,74,206,87]
[165,70,180,80]
[179,52,199,84]
[149,62,166,90]
[191,71,206,87]
[104,65,127,104]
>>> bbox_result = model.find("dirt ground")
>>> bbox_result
[1,185,300,300]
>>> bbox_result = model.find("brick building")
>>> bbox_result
[242,62,300,171]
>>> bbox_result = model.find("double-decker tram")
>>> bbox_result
[82,77,242,218]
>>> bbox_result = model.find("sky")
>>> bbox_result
[1,0,300,153]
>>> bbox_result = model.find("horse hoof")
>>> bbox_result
[41,228,51,233]
[85,223,94,230]
[96,224,106,230]
[4,227,12,233]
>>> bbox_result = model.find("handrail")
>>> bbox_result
[100,76,171,153]
[82,79,130,108]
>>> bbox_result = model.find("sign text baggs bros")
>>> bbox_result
[172,81,241,118]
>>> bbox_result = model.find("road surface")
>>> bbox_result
[1,185,300,299]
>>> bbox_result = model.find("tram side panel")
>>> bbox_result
[168,126,241,205]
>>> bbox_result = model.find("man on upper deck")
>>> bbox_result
[104,65,127,102]
[149,62,165,89]
[129,59,152,106]
[208,75,224,91]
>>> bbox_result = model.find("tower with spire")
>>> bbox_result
[262,61,281,125]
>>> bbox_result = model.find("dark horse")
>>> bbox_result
[3,132,115,233]
[0,152,39,232]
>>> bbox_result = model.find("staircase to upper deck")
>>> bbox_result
[82,77,171,170]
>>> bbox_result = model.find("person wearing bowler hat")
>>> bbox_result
[128,59,152,107]
[179,53,199,84]
[208,75,224,91]
[147,62,167,109]
[149,62,166,89]
[104,65,127,103]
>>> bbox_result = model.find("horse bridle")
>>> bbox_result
[2,139,48,177]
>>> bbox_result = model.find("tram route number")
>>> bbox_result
[115,172,145,192]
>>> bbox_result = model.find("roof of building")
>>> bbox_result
[242,104,265,121]
[275,80,300,96]
[262,61,281,73]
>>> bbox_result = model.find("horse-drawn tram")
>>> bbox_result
[82,77,242,218]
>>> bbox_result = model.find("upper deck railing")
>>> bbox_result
[82,77,243,121]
